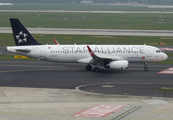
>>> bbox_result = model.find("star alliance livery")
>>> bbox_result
[6,18,168,72]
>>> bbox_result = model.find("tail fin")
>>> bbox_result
[10,18,41,46]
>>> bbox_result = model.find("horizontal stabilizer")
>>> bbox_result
[16,49,31,53]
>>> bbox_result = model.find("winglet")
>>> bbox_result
[53,39,59,45]
[87,46,95,57]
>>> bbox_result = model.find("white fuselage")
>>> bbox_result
[6,45,168,64]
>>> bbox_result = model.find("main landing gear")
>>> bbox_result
[86,64,100,73]
[93,67,100,73]
[144,63,148,71]
[86,64,92,71]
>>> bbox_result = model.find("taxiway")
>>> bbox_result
[0,59,173,120]
[1,27,173,36]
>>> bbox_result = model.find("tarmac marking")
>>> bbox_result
[158,68,173,74]
[73,104,125,117]
[111,106,141,120]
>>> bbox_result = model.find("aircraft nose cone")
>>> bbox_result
[163,53,168,61]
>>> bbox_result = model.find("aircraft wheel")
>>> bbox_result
[86,64,92,71]
[94,67,100,73]
[144,67,148,71]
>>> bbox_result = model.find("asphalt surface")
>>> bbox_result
[1,27,173,36]
[0,60,173,120]
[0,46,13,55]
[0,59,172,97]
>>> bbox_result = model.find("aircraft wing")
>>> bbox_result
[87,46,124,63]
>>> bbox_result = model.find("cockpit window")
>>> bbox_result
[156,50,161,53]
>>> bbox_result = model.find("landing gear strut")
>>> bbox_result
[144,63,148,71]
[86,64,92,71]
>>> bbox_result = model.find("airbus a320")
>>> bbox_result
[6,18,168,72]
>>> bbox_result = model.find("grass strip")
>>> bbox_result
[1,33,173,46]
[155,59,173,64]
[166,53,173,57]
[0,12,173,30]
[154,88,173,92]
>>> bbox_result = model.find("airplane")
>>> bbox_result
[6,18,168,72]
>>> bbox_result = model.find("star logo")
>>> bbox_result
[16,31,28,43]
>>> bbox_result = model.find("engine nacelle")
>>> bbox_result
[109,60,129,70]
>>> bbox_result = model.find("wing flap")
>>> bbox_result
[96,54,124,61]
[78,58,92,64]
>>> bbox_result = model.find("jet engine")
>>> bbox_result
[109,60,129,70]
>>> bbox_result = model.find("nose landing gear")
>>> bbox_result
[144,63,148,71]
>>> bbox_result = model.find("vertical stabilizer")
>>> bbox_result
[10,18,41,46]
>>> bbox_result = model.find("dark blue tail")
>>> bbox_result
[10,18,41,46]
